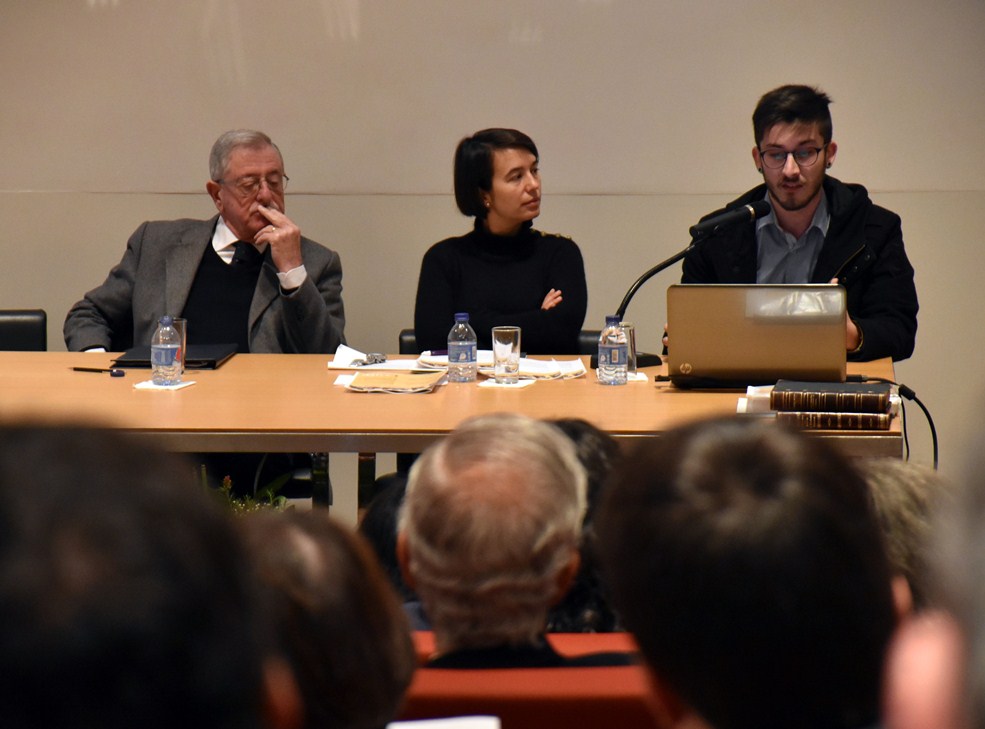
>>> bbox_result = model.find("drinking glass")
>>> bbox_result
[491,326,521,384]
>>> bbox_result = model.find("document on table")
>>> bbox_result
[344,370,446,394]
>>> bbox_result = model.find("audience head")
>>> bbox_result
[454,128,539,219]
[358,473,414,602]
[883,437,984,729]
[549,417,620,524]
[399,413,587,653]
[0,423,273,729]
[546,418,621,632]
[596,417,896,729]
[860,457,944,612]
[752,84,833,147]
[241,510,416,729]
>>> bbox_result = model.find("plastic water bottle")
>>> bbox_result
[151,315,182,386]
[447,312,478,383]
[598,315,628,385]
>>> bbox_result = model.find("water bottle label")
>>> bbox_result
[151,345,178,366]
[599,344,627,365]
[448,342,476,364]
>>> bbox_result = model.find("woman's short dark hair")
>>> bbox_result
[752,84,833,146]
[454,128,538,219]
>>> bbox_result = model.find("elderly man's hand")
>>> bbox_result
[256,204,303,273]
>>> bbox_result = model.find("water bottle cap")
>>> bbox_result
[160,315,173,326]
[454,312,469,322]
[605,315,620,326]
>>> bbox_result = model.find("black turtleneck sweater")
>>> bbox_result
[413,220,588,353]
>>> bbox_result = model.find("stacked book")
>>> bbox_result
[769,380,894,430]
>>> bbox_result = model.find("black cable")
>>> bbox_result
[900,400,910,461]
[859,376,938,469]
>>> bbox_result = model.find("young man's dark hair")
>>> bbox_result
[596,417,897,729]
[752,84,834,146]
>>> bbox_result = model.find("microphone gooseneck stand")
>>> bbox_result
[611,243,695,368]
[599,201,772,368]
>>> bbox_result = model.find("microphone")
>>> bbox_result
[688,199,770,240]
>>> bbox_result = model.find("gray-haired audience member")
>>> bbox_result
[0,424,300,729]
[883,444,984,729]
[241,510,416,729]
[596,417,897,729]
[860,457,945,613]
[397,413,631,668]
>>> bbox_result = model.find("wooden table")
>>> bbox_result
[0,352,901,458]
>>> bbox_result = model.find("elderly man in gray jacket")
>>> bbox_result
[65,129,344,354]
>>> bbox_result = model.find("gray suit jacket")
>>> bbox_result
[64,216,346,353]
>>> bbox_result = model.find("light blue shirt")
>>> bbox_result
[755,192,830,283]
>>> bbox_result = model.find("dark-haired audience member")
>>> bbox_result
[860,457,945,613]
[241,510,416,729]
[547,418,621,633]
[398,413,632,668]
[357,473,435,630]
[358,474,413,600]
[0,424,300,729]
[596,417,898,729]
[413,127,587,353]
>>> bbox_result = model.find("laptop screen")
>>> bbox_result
[666,284,847,388]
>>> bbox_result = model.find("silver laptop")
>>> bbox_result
[666,284,847,388]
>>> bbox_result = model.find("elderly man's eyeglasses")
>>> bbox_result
[758,146,826,170]
[217,174,289,198]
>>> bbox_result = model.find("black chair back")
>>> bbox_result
[0,309,47,351]
[398,328,418,355]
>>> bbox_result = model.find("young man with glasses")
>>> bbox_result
[681,85,917,361]
[64,129,345,354]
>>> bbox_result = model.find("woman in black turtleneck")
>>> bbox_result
[413,128,588,354]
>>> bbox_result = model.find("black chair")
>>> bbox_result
[0,309,47,351]
[577,329,601,355]
[399,328,418,355]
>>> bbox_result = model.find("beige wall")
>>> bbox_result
[2,1,983,513]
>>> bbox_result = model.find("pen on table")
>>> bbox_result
[72,366,125,377]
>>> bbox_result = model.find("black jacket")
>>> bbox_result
[681,177,918,361]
